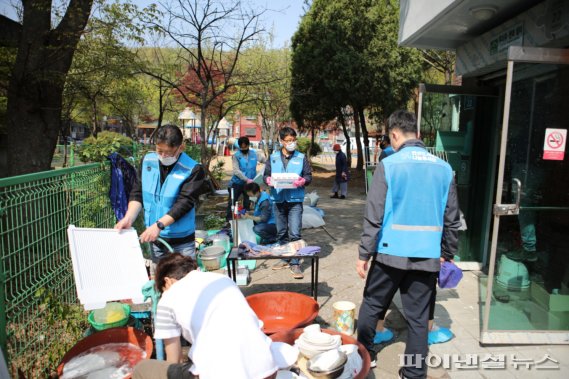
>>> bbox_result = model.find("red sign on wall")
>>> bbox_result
[543,128,566,161]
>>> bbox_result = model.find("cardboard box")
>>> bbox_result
[530,282,569,312]
[272,173,299,189]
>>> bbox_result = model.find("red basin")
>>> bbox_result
[246,291,319,335]
[57,326,153,378]
[270,328,371,379]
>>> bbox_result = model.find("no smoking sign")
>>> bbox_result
[543,128,567,160]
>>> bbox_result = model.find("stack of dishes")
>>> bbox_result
[295,330,342,358]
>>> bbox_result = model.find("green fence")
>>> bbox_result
[0,163,116,377]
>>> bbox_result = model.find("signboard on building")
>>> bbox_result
[543,128,566,161]
[457,0,569,77]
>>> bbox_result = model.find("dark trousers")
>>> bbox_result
[226,183,250,221]
[253,223,277,244]
[357,261,437,379]
[274,201,303,266]
[377,275,438,320]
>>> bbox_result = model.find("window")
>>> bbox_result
[245,128,257,136]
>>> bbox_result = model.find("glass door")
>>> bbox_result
[482,47,569,344]
[417,84,498,266]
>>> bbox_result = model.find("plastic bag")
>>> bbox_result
[237,219,258,245]
[93,302,126,324]
[302,206,325,229]
[305,191,320,207]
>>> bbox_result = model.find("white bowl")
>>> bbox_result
[295,338,342,359]
[303,324,321,334]
[270,342,299,370]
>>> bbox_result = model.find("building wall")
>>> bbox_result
[457,0,569,77]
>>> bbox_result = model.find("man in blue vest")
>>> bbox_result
[356,110,460,378]
[115,125,206,276]
[264,127,312,279]
[377,133,394,161]
[243,182,277,244]
[226,137,265,221]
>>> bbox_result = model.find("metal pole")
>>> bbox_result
[482,59,514,336]
[0,263,7,364]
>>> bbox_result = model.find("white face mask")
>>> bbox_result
[334,150,340,154]
[158,147,180,166]
[285,141,297,152]
[249,196,258,202]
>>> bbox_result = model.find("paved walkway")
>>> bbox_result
[219,158,569,378]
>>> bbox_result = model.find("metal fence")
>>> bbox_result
[0,163,116,377]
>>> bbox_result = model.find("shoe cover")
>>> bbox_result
[373,328,394,344]
[428,327,453,345]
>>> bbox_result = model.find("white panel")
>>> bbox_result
[399,0,459,45]
[67,226,149,310]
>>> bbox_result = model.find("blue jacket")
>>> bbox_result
[108,152,137,221]
[230,149,257,186]
[376,146,454,259]
[142,152,198,238]
[254,191,275,225]
[270,150,305,203]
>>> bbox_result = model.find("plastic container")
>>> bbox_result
[496,254,530,290]
[246,291,319,335]
[207,233,231,253]
[332,301,356,335]
[57,327,153,379]
[198,246,226,271]
[88,303,131,331]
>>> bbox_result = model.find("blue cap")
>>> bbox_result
[438,261,463,288]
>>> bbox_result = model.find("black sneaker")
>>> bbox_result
[340,195,346,199]
[330,193,339,198]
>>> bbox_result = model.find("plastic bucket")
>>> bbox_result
[198,246,225,271]
[333,301,356,335]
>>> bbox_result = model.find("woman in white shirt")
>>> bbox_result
[133,253,278,379]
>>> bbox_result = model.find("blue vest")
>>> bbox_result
[141,152,198,238]
[230,149,257,186]
[383,146,395,156]
[377,146,453,259]
[254,191,275,225]
[270,150,305,203]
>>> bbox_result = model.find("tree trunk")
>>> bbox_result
[307,127,315,161]
[358,107,370,164]
[353,107,363,171]
[2,0,95,177]
[337,110,351,168]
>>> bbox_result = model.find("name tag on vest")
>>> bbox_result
[172,174,186,180]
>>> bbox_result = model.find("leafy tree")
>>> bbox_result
[66,1,154,138]
[136,44,184,136]
[291,0,422,169]
[149,0,267,172]
[0,0,95,177]
[76,131,134,162]
[238,45,292,156]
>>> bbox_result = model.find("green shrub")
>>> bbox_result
[297,137,322,156]
[77,131,134,163]
[184,144,202,161]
